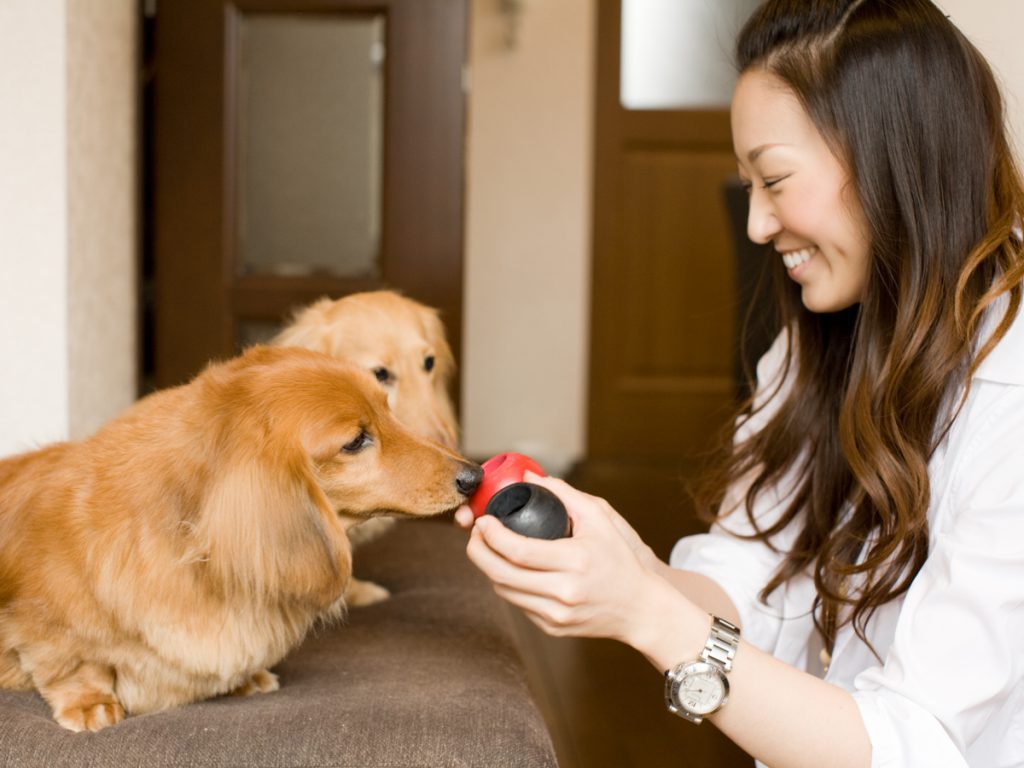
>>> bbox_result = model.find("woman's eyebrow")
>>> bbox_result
[739,143,790,163]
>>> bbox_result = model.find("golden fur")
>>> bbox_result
[0,346,481,731]
[274,291,461,604]
[274,291,458,449]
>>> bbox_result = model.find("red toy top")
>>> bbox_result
[467,452,546,518]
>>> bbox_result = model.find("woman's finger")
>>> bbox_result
[523,471,602,508]
[470,514,577,571]
[453,504,475,529]
[466,525,572,595]
[520,472,616,531]
[491,585,583,633]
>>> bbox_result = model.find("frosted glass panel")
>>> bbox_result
[236,13,384,277]
[620,0,761,109]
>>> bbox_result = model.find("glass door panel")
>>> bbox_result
[620,0,761,109]
[235,13,385,277]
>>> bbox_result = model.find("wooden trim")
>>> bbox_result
[621,109,733,146]
[151,0,468,389]
[587,0,739,461]
[153,0,233,386]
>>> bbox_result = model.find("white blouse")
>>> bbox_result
[670,302,1024,767]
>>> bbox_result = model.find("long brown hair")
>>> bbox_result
[699,0,1024,652]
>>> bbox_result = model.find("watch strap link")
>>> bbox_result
[664,615,741,724]
[700,615,740,672]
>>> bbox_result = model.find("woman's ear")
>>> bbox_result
[192,451,351,610]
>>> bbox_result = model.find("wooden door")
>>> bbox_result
[552,7,761,766]
[588,0,752,466]
[148,0,467,389]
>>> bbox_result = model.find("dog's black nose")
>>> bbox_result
[455,463,484,497]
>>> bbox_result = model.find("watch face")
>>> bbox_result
[675,662,728,715]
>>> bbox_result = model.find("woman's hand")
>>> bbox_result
[454,501,475,530]
[464,472,677,645]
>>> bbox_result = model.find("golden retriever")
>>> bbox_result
[273,291,458,449]
[0,345,482,732]
[274,291,460,604]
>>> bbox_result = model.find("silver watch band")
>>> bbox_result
[700,615,740,672]
[663,614,741,724]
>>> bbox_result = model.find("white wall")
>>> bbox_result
[0,0,70,456]
[67,0,138,442]
[0,0,136,459]
[462,0,595,473]
[938,0,1024,159]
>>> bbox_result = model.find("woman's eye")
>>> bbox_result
[762,174,791,190]
[341,431,371,454]
[373,367,391,384]
[424,355,435,373]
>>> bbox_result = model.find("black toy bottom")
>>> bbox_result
[484,482,571,540]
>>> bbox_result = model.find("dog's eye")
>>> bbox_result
[341,431,372,454]
[373,367,392,384]
[424,356,435,373]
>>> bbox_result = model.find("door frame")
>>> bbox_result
[149,0,468,389]
[587,0,738,464]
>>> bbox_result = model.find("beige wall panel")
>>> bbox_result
[67,0,138,440]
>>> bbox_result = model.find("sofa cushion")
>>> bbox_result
[0,520,558,767]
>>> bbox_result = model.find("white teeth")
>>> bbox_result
[782,248,814,269]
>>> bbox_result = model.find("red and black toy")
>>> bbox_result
[468,453,571,540]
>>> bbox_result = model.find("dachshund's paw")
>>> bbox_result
[345,577,391,607]
[229,669,279,697]
[55,695,125,732]
[0,651,31,690]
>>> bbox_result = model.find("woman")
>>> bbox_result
[458,1,1024,765]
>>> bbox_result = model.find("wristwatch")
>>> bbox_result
[664,615,741,724]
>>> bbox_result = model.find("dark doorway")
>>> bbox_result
[142,0,468,391]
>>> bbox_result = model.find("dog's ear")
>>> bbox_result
[272,298,333,352]
[423,308,459,442]
[190,448,351,610]
[423,307,456,387]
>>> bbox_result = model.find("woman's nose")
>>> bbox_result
[746,190,781,245]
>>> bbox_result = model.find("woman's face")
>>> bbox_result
[731,69,871,313]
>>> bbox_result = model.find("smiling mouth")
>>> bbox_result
[781,247,815,270]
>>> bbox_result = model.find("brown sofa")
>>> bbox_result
[0,520,558,767]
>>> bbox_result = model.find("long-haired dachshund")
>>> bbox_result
[0,345,482,732]
[274,291,461,604]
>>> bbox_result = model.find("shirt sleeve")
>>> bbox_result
[851,380,1024,767]
[669,329,817,654]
